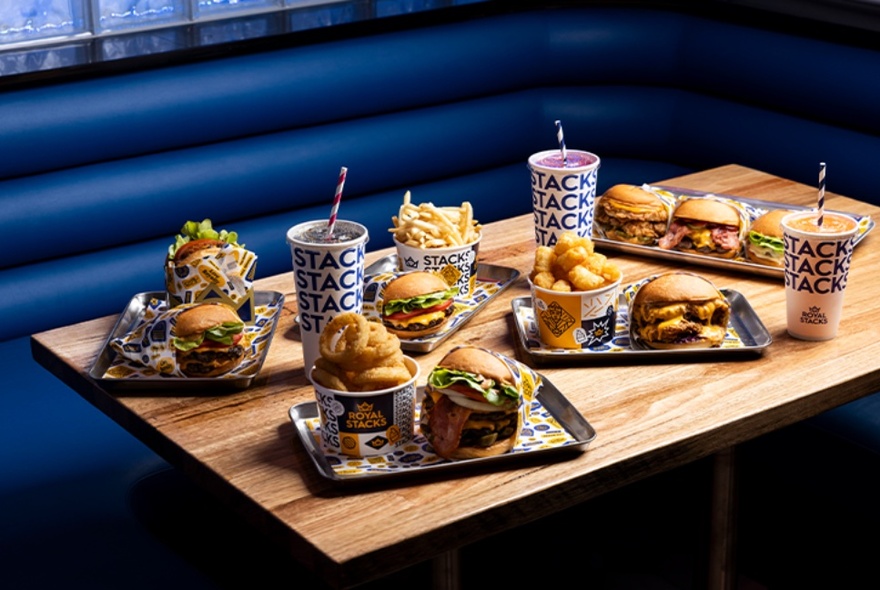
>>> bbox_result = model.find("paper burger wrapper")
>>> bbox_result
[165,243,257,323]
[109,298,191,376]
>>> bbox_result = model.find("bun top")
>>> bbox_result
[173,238,225,265]
[439,347,513,386]
[750,208,793,238]
[633,272,722,306]
[601,184,664,208]
[384,271,450,301]
[673,198,740,227]
[174,303,241,337]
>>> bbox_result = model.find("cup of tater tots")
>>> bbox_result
[389,191,482,297]
[529,231,622,349]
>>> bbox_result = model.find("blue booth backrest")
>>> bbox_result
[3,6,880,341]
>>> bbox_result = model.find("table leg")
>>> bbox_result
[708,446,738,590]
[432,548,461,590]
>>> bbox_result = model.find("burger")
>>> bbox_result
[629,272,730,349]
[745,208,793,267]
[172,303,246,377]
[594,184,670,245]
[421,347,522,459]
[167,219,241,267]
[657,198,743,259]
[381,271,457,338]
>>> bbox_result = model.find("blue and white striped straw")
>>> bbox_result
[817,162,826,227]
[554,119,567,166]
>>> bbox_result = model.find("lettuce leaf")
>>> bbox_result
[427,367,520,406]
[748,230,784,253]
[172,321,244,351]
[167,218,242,259]
[384,287,457,315]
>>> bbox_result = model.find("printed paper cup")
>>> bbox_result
[530,277,621,349]
[528,149,600,247]
[309,356,420,457]
[394,235,481,297]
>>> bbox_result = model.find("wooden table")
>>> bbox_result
[31,165,880,589]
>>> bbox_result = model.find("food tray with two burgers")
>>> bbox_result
[290,345,596,483]
[89,220,284,389]
[592,184,875,278]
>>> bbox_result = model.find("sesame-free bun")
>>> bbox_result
[174,303,241,338]
[383,271,449,302]
[630,272,730,349]
[673,198,741,228]
[749,208,791,239]
[438,346,514,387]
[632,272,723,306]
[602,184,665,209]
[172,238,225,266]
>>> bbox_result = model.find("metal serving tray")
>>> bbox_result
[289,377,595,484]
[511,288,771,363]
[89,290,284,390]
[592,185,875,279]
[361,254,520,353]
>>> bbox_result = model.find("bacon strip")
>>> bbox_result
[430,395,473,458]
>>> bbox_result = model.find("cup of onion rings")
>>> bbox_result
[308,312,421,457]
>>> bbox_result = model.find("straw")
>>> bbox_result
[554,119,567,166]
[326,166,347,240]
[817,162,826,227]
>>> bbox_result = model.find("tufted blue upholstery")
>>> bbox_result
[4,3,880,586]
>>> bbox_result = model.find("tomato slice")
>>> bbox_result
[385,298,453,320]
[445,383,488,403]
[200,332,243,348]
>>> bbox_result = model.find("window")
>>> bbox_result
[0,0,488,77]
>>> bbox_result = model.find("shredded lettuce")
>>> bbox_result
[172,321,244,351]
[427,367,520,406]
[384,287,458,315]
[167,218,242,259]
[748,230,784,253]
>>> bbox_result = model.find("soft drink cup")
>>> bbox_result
[528,149,601,247]
[286,220,369,371]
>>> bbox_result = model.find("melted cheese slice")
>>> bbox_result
[389,309,447,329]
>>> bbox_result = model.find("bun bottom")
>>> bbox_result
[384,320,448,339]
[745,248,784,268]
[446,434,517,459]
[177,352,243,378]
[639,339,722,350]
[676,247,738,260]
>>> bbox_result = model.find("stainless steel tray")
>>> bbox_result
[511,288,771,363]
[289,377,595,483]
[361,254,520,353]
[592,185,875,279]
[89,290,284,390]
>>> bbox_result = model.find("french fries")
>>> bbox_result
[530,231,621,291]
[389,191,481,248]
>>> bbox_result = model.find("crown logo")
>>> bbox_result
[357,401,374,413]
[809,306,821,313]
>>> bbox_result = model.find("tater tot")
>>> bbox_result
[534,246,556,273]
[569,265,605,290]
[557,246,590,272]
[532,271,557,289]
[531,231,621,292]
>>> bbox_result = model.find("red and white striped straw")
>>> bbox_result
[817,162,826,227]
[326,166,347,239]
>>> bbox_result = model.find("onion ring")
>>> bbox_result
[319,312,369,364]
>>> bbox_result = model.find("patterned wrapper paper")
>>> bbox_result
[109,300,199,376]
[165,244,257,323]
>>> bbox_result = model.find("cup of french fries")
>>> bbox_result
[528,231,623,349]
[389,191,482,297]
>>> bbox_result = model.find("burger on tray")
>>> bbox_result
[381,271,458,338]
[745,208,794,268]
[594,184,671,245]
[628,272,730,349]
[165,219,258,323]
[657,197,745,259]
[421,346,525,459]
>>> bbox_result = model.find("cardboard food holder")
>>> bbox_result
[165,243,258,323]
